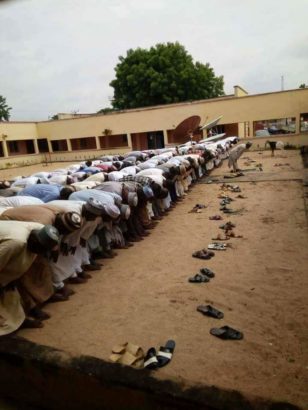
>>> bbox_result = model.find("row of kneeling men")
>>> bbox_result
[0,137,239,335]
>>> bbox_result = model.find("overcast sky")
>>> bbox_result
[1,0,307,121]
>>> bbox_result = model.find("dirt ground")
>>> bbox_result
[2,150,308,408]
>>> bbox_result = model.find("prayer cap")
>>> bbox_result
[60,212,81,232]
[142,186,154,199]
[85,198,105,216]
[120,204,131,220]
[127,192,138,207]
[102,203,121,219]
[37,225,60,248]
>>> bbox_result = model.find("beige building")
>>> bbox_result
[0,86,308,169]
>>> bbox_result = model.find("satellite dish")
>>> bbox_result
[199,133,226,144]
[172,116,201,140]
[200,115,223,130]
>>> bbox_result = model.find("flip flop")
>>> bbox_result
[209,215,223,220]
[157,340,176,368]
[212,236,230,241]
[201,249,215,257]
[197,305,224,319]
[200,268,215,278]
[208,243,227,251]
[188,273,210,283]
[144,347,159,370]
[210,326,243,340]
[192,250,213,260]
[219,222,236,230]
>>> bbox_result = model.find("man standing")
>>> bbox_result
[228,141,252,172]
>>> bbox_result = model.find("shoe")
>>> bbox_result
[83,263,101,271]
[58,285,75,297]
[29,307,51,321]
[78,271,92,279]
[67,276,87,284]
[48,293,69,303]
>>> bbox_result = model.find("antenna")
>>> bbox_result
[281,75,284,91]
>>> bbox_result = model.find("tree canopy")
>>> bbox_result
[0,95,12,121]
[299,83,307,89]
[109,42,224,110]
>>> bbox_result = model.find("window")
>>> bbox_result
[38,138,49,153]
[8,141,19,153]
[254,117,296,137]
[300,113,308,132]
[80,138,87,149]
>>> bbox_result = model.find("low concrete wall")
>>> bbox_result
[0,336,300,410]
[0,147,131,171]
[0,153,46,170]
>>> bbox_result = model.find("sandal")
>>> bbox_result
[208,243,227,251]
[212,236,229,241]
[144,347,159,370]
[210,326,243,340]
[200,268,215,278]
[192,250,214,260]
[188,273,210,283]
[157,340,176,368]
[209,215,223,220]
[197,305,224,319]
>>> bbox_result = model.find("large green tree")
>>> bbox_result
[0,95,11,121]
[109,42,224,110]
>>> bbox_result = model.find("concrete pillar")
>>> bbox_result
[33,139,39,154]
[67,139,72,151]
[47,139,53,153]
[127,133,132,149]
[295,113,300,134]
[95,136,100,150]
[163,130,168,146]
[2,140,9,157]
[249,121,254,138]
[237,123,245,139]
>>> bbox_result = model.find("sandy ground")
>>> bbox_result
[4,150,308,408]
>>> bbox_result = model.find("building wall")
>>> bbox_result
[0,87,308,167]
[0,122,38,140]
[32,88,308,142]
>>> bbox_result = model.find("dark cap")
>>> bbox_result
[37,225,60,248]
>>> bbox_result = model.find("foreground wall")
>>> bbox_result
[0,336,300,410]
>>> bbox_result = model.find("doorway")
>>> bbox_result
[147,131,164,149]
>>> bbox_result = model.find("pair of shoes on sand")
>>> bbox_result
[189,268,215,283]
[197,305,243,340]
[144,340,176,370]
[192,249,215,259]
